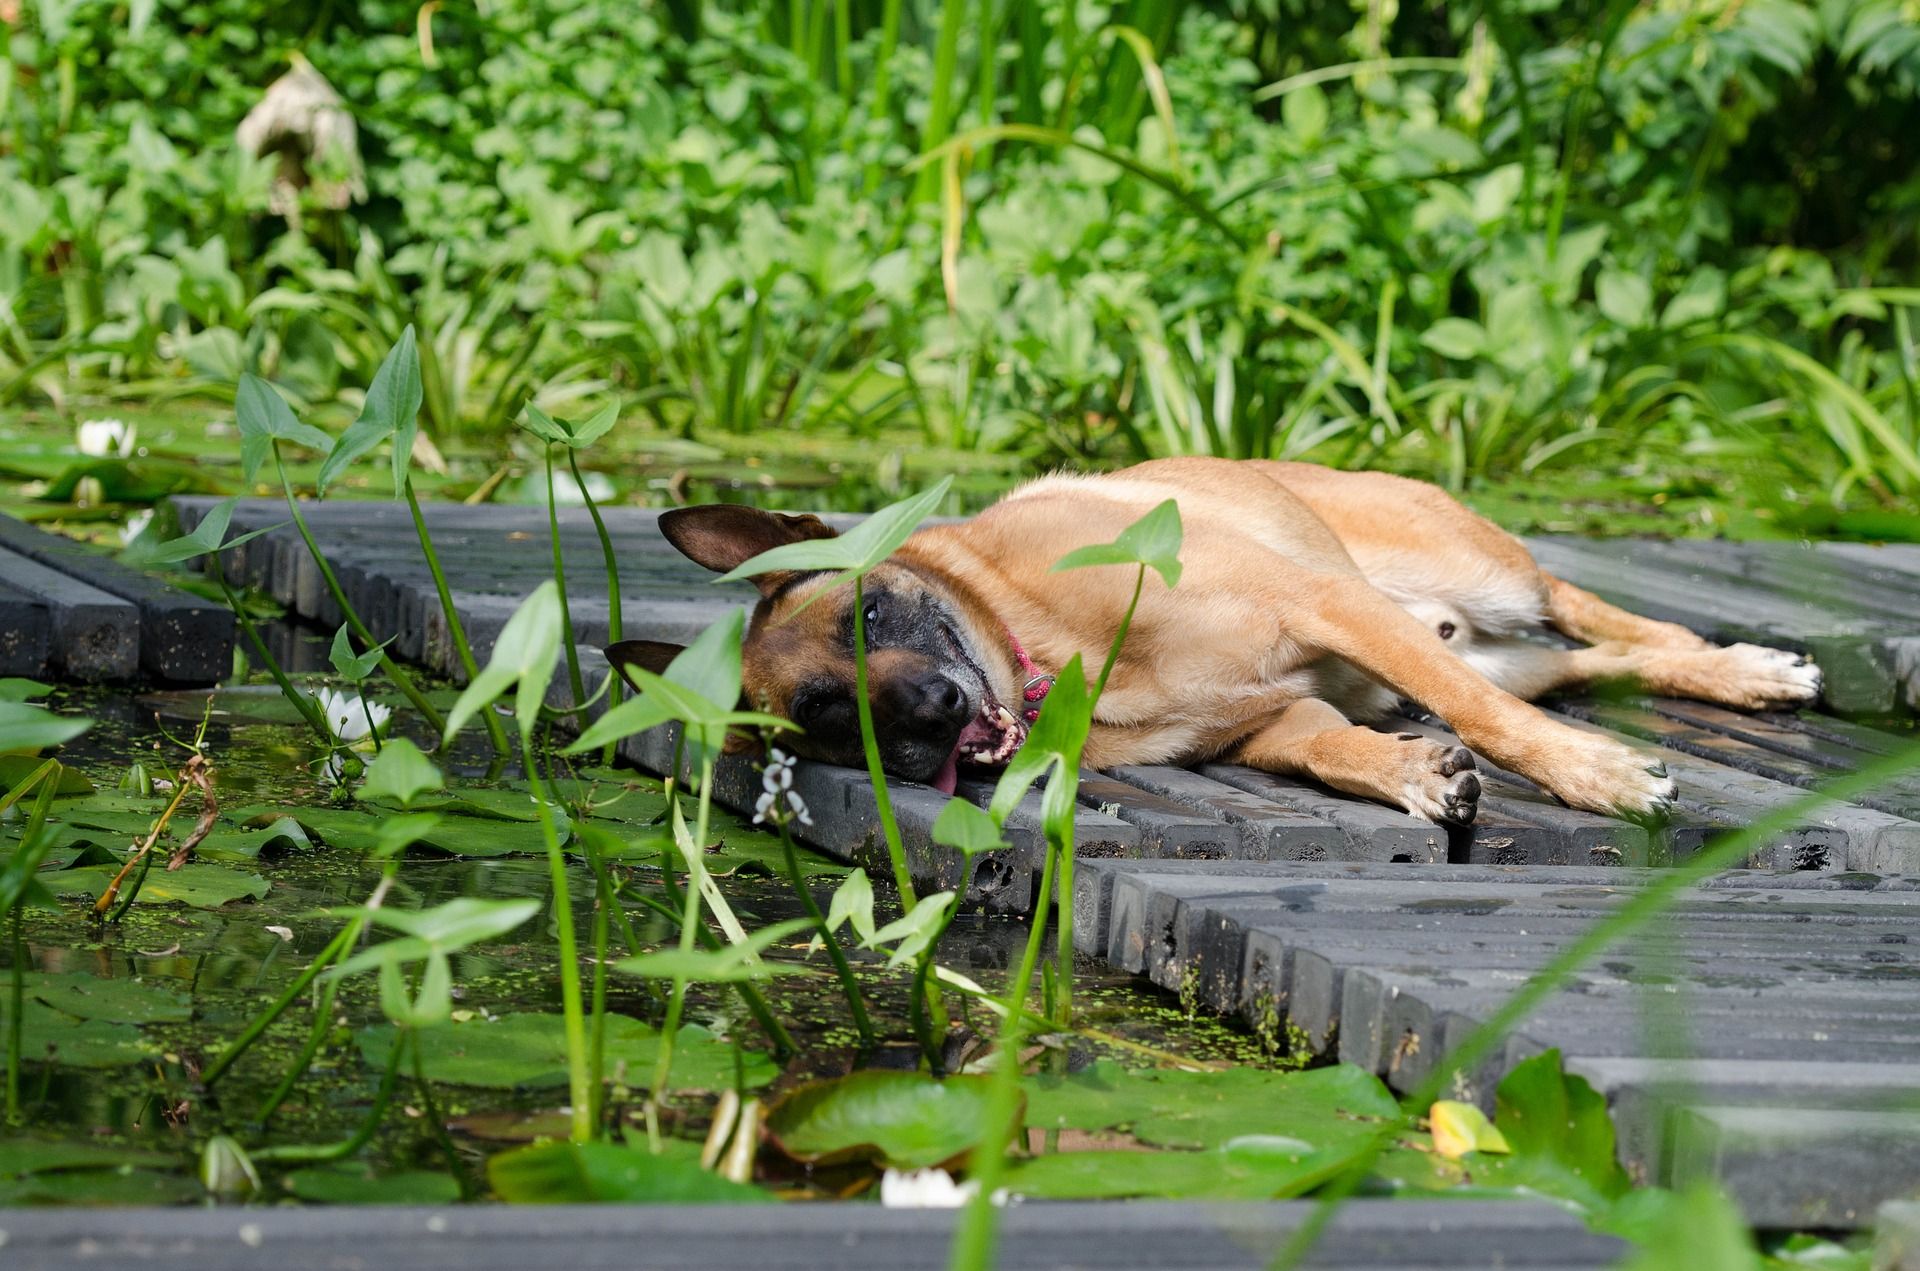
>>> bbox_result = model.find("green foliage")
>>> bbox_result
[357,1013,777,1092]
[443,581,563,744]
[0,702,92,753]
[763,1070,1005,1170]
[488,1140,770,1204]
[1052,497,1184,588]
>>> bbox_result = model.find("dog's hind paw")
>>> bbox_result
[1397,740,1481,827]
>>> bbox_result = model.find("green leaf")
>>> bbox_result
[715,477,953,597]
[285,1164,461,1206]
[824,868,875,941]
[38,863,268,909]
[358,738,444,808]
[518,403,572,446]
[567,402,620,448]
[0,679,52,703]
[361,895,540,950]
[1420,318,1488,360]
[1024,1061,1398,1151]
[988,653,1090,826]
[1281,82,1328,143]
[1480,1049,1630,1211]
[143,497,287,565]
[15,972,191,1024]
[488,1140,770,1204]
[0,1139,175,1178]
[1050,497,1183,588]
[1429,1099,1511,1159]
[763,1070,1007,1170]
[0,700,92,752]
[864,890,957,968]
[614,917,814,982]
[371,812,445,858]
[0,1002,153,1069]
[444,581,563,744]
[0,755,89,794]
[328,623,391,681]
[1002,1135,1365,1200]
[1661,267,1728,329]
[235,373,333,483]
[931,798,1009,857]
[316,328,423,496]
[1612,1184,1759,1271]
[356,1013,774,1092]
[1596,269,1653,329]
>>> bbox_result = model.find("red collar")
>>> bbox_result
[1004,626,1053,723]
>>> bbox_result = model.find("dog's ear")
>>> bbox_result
[658,505,838,596]
[603,640,684,691]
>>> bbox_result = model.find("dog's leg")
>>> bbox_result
[1284,574,1676,818]
[1463,636,1822,711]
[1542,574,1710,650]
[1232,698,1481,825]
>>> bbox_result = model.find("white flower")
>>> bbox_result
[314,687,391,744]
[77,418,136,457]
[120,508,154,546]
[879,1168,1010,1209]
[753,750,811,827]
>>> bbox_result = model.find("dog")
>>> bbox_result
[610,458,1822,825]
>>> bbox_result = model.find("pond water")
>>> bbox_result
[4,657,1284,1207]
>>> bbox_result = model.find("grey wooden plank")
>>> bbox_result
[1195,764,1447,862]
[0,577,51,677]
[1670,1106,1920,1228]
[953,776,1142,859]
[0,513,232,683]
[1547,708,1920,872]
[0,1198,1629,1271]
[0,547,139,681]
[1106,765,1353,861]
[1077,771,1242,859]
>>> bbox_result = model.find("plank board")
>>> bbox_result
[1077,857,1920,1227]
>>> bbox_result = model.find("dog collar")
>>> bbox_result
[1004,626,1053,723]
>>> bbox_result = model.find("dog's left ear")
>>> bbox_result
[604,640,684,691]
[658,505,838,596]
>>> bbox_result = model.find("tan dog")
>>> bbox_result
[617,459,1822,825]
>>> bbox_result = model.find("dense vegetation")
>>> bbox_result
[4,0,1920,529]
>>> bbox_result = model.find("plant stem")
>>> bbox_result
[251,1031,407,1163]
[523,734,591,1143]
[777,823,873,1047]
[411,1035,471,1199]
[6,906,23,1125]
[203,919,359,1088]
[646,755,715,1152]
[273,444,445,733]
[216,566,331,747]
[616,871,797,1058]
[406,477,510,758]
[852,578,916,906]
[567,450,624,765]
[913,0,969,203]
[544,448,588,712]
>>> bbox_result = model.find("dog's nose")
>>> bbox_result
[881,672,970,734]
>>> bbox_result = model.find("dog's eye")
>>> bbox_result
[863,601,880,628]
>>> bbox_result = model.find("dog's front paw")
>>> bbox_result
[1533,726,1676,822]
[1712,643,1823,710]
[1394,737,1481,827]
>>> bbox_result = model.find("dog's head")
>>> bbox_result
[606,505,1029,793]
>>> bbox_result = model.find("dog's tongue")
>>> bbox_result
[932,746,960,795]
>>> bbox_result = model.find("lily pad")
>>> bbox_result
[0,1167,203,1206]
[0,756,92,793]
[356,1013,774,1092]
[237,805,551,857]
[0,1139,176,1177]
[1002,1135,1365,1200]
[284,1163,462,1205]
[487,1140,769,1204]
[45,862,269,908]
[0,1003,153,1068]
[1024,1061,1399,1151]
[20,971,191,1024]
[763,1070,1006,1170]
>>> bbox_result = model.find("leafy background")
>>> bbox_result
[3,0,1919,532]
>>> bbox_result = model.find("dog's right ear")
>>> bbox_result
[603,640,684,691]
[658,505,838,596]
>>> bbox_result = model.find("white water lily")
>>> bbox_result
[878,1168,1010,1209]
[76,418,136,457]
[314,686,391,744]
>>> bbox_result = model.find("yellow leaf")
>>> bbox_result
[1429,1100,1511,1160]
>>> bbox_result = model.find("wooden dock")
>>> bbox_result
[150,495,1920,1229]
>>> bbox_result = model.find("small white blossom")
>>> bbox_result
[120,508,154,546]
[314,686,391,744]
[77,418,137,458]
[753,750,812,827]
[879,1168,1010,1210]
